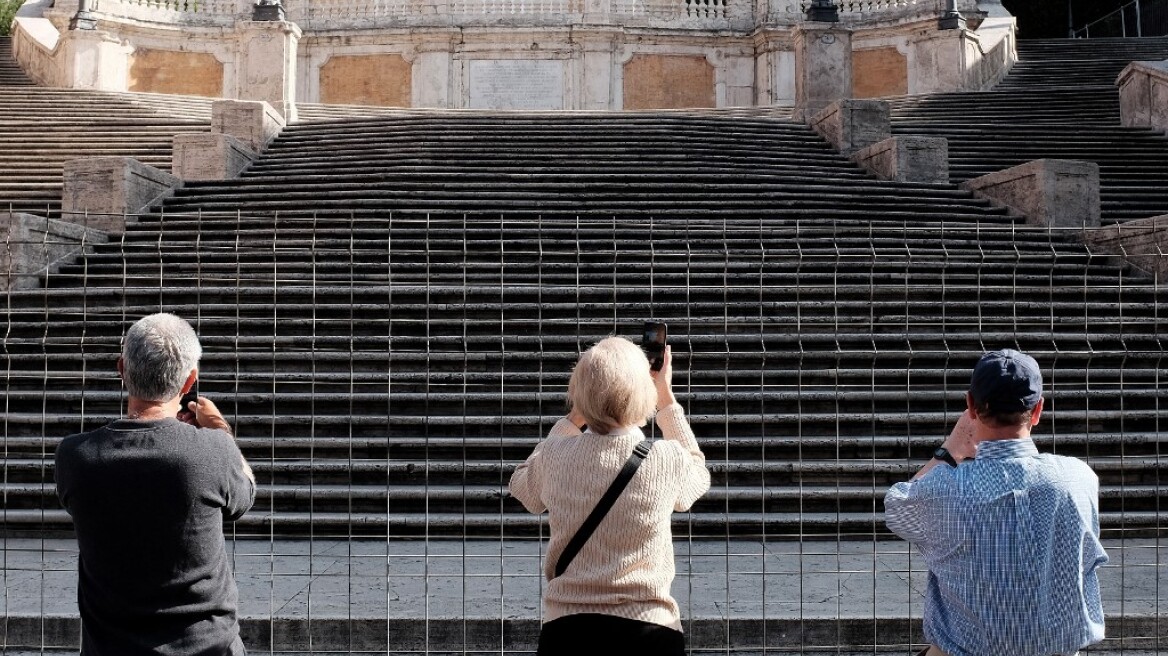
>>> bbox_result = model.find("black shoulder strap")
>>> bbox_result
[554,439,654,579]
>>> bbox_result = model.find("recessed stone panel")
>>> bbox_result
[622,54,715,110]
[320,54,412,107]
[128,49,223,98]
[853,46,907,99]
[467,60,565,110]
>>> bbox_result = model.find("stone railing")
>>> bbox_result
[91,0,243,25]
[69,0,977,29]
[768,0,955,23]
[279,0,748,29]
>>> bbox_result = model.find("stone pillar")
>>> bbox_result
[2,213,107,291]
[808,99,890,156]
[794,23,852,123]
[1117,61,1168,133]
[962,159,1100,229]
[909,29,969,94]
[64,28,130,91]
[1084,215,1168,278]
[212,99,285,152]
[61,157,180,231]
[579,32,619,111]
[236,20,301,122]
[850,136,949,184]
[413,38,455,109]
[173,134,258,181]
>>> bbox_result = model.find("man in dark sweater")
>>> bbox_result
[55,313,256,656]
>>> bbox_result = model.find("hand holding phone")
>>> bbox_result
[643,321,667,372]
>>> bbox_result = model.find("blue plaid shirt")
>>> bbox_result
[885,438,1108,656]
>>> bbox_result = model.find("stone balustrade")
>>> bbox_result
[78,0,972,29]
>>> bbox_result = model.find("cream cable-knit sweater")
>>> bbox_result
[509,403,711,631]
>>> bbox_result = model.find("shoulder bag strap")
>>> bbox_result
[554,439,654,579]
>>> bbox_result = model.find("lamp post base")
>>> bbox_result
[805,1,840,22]
[938,10,966,30]
[69,10,97,30]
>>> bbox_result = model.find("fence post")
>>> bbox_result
[1122,8,1127,37]
[1136,0,1143,37]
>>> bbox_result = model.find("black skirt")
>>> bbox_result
[537,613,685,656]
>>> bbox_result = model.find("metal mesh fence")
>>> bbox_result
[1,210,1165,654]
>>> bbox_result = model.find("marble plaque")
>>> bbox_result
[468,59,565,110]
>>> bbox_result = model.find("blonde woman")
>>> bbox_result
[510,336,711,655]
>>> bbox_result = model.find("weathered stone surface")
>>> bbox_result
[320,53,411,107]
[61,156,180,227]
[1117,61,1168,134]
[1,213,107,290]
[212,99,285,153]
[1085,214,1168,278]
[850,136,949,184]
[129,48,223,98]
[962,159,1100,228]
[794,24,853,122]
[172,133,258,181]
[236,20,300,122]
[809,99,890,156]
[622,54,715,110]
[467,59,565,110]
[853,46,907,99]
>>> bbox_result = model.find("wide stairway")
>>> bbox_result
[0,38,212,218]
[2,106,1165,541]
[890,37,1168,224]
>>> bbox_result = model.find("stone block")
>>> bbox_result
[61,157,180,229]
[809,99,891,157]
[1,213,107,290]
[212,99,286,152]
[962,159,1100,229]
[173,133,258,181]
[1084,214,1168,278]
[794,24,853,122]
[1117,61,1168,133]
[850,136,949,184]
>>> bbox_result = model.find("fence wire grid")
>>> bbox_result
[1,210,1166,654]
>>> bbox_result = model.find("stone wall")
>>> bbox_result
[319,54,412,107]
[129,48,224,97]
[853,46,907,99]
[622,54,715,110]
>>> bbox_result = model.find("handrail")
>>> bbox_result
[1073,0,1168,38]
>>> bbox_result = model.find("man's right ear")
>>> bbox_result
[116,357,125,380]
[965,391,977,418]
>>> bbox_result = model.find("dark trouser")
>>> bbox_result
[537,613,685,656]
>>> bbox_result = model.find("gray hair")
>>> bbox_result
[121,313,202,402]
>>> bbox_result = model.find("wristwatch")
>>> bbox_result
[933,446,959,468]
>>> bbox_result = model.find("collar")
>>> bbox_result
[975,437,1039,460]
[585,425,645,438]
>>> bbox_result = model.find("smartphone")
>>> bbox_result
[643,321,667,372]
[179,383,199,418]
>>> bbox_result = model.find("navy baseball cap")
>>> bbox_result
[969,349,1043,413]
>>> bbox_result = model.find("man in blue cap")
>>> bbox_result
[884,349,1108,656]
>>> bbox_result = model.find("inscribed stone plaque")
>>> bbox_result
[468,60,565,110]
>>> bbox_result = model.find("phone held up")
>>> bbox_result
[178,384,199,421]
[643,321,667,372]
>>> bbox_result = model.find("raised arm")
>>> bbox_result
[652,346,710,511]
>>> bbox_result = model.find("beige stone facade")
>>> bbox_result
[11,0,1016,112]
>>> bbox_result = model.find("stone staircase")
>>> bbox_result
[0,50,212,216]
[0,36,33,86]
[890,37,1168,224]
[2,107,1165,540]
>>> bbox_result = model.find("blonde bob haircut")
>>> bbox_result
[567,336,657,435]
